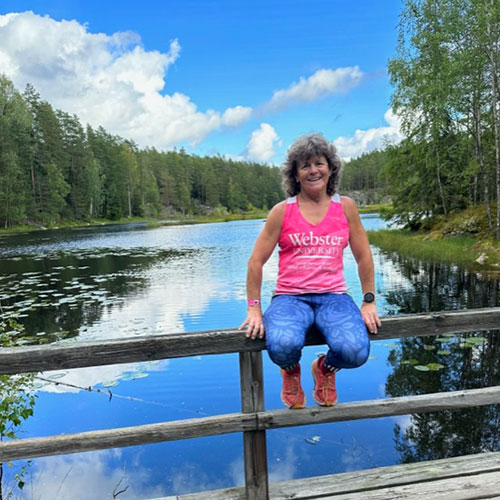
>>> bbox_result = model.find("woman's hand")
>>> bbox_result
[361,302,381,334]
[239,307,265,340]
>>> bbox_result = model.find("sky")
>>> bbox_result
[0,0,405,164]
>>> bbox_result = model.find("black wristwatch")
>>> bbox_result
[363,292,375,303]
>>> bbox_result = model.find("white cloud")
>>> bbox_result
[221,105,253,126]
[334,108,404,160]
[268,66,364,111]
[246,123,280,162]
[0,11,252,149]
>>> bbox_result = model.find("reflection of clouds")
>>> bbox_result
[39,360,168,394]
[166,445,297,495]
[269,444,298,482]
[340,437,374,472]
[19,450,166,500]
[169,456,244,495]
[372,249,413,291]
[170,462,231,495]
[393,414,413,434]
[38,252,221,393]
[80,254,220,341]
[378,382,386,397]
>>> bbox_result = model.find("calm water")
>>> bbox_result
[1,217,499,499]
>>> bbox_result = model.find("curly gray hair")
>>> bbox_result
[281,133,342,196]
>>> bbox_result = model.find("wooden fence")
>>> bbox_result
[0,307,499,499]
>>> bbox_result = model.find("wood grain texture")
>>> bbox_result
[2,386,500,462]
[257,386,500,430]
[0,413,256,462]
[239,352,269,500]
[152,451,500,499]
[0,307,498,375]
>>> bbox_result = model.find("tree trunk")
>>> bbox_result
[127,185,132,218]
[486,0,500,237]
[435,149,447,215]
[473,100,492,232]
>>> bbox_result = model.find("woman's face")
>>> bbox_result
[296,155,330,194]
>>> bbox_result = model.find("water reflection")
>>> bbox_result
[11,450,169,500]
[374,252,500,313]
[0,247,191,342]
[386,329,500,463]
[2,218,500,497]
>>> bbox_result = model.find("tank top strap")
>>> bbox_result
[282,196,297,233]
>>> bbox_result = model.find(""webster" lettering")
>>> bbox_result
[288,232,344,246]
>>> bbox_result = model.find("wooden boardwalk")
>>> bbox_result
[160,451,500,499]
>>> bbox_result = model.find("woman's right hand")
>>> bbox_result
[239,307,265,340]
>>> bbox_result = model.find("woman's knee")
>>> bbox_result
[266,332,304,367]
[326,340,370,369]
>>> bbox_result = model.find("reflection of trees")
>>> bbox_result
[381,254,500,313]
[1,248,192,342]
[386,330,500,463]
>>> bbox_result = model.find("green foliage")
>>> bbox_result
[0,318,36,498]
[0,76,284,229]
[340,149,390,192]
[387,0,500,234]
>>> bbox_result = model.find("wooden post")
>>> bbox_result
[239,351,269,500]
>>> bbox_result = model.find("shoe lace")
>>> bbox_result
[322,371,335,397]
[285,372,300,394]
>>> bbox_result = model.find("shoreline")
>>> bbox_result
[3,209,498,273]
[368,229,500,273]
[0,204,385,236]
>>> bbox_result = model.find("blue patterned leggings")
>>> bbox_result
[263,293,370,370]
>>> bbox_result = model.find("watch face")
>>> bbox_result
[363,292,375,303]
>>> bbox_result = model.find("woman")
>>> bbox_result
[240,133,381,409]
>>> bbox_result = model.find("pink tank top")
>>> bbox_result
[274,194,349,295]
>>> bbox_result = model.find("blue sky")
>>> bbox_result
[0,0,404,163]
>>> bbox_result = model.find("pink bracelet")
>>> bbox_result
[247,299,261,307]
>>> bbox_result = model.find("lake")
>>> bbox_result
[1,216,499,499]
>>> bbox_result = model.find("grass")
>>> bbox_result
[367,229,500,270]
[0,216,159,236]
[0,212,270,236]
[359,203,390,214]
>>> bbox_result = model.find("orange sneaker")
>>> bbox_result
[280,366,305,409]
[312,355,337,406]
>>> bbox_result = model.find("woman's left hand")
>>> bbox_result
[361,302,381,334]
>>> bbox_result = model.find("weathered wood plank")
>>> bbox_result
[153,451,500,499]
[329,470,500,499]
[257,386,500,430]
[1,386,500,462]
[239,352,269,500]
[0,307,498,375]
[268,451,500,499]
[0,413,256,462]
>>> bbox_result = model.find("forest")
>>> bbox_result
[343,0,500,238]
[0,77,283,228]
[1,1,500,237]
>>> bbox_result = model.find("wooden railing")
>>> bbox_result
[0,307,500,499]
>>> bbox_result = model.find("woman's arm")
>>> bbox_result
[341,196,381,334]
[239,201,285,339]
